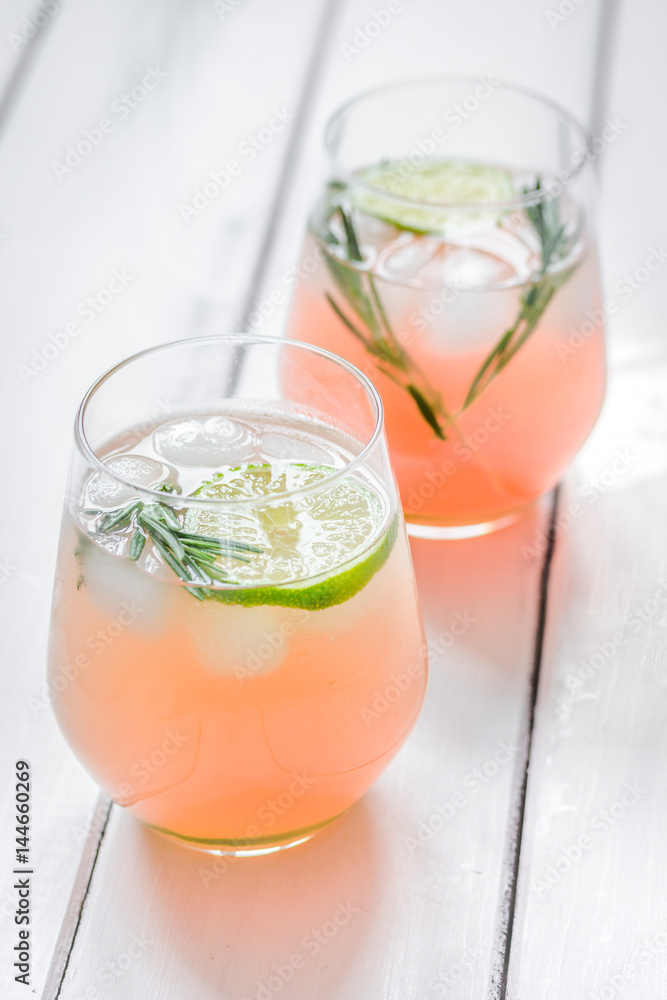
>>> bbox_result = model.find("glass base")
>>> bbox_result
[145,810,346,856]
[406,511,522,540]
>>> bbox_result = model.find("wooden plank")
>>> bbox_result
[0,1,331,997]
[57,508,551,1000]
[505,0,667,993]
[506,364,667,999]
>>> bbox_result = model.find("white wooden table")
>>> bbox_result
[1,1,666,997]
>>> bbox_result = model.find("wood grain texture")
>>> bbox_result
[506,362,667,999]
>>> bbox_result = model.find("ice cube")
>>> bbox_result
[428,245,514,288]
[85,472,133,509]
[80,539,174,636]
[416,281,521,355]
[86,455,168,508]
[106,454,166,485]
[185,601,300,679]
[153,416,254,467]
[379,234,518,290]
[353,210,399,257]
[377,234,445,285]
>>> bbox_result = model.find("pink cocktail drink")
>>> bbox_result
[47,338,427,853]
[289,235,605,531]
[286,79,607,535]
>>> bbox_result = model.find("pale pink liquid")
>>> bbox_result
[49,509,426,848]
[288,236,606,530]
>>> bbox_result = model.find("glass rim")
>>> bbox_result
[324,74,593,213]
[74,334,386,510]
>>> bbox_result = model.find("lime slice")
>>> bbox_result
[353,159,515,235]
[185,463,397,610]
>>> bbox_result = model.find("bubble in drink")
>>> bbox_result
[153,416,254,467]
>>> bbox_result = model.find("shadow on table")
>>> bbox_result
[105,799,381,998]
[409,495,552,678]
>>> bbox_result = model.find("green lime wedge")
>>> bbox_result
[185,463,397,610]
[353,159,515,235]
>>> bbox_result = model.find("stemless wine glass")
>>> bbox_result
[286,76,607,537]
[48,336,427,855]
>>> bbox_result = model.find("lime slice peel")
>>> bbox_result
[185,462,397,610]
[353,158,516,235]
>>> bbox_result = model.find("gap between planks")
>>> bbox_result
[235,0,343,330]
[490,488,560,999]
[0,0,59,130]
[588,0,622,153]
[41,793,113,1000]
[217,0,342,396]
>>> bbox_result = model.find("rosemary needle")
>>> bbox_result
[92,498,262,601]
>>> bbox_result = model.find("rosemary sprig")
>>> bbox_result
[323,179,576,437]
[91,497,262,601]
[461,178,573,409]
[325,206,451,439]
